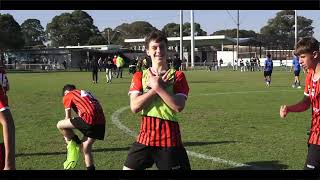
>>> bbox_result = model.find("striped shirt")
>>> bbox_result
[304,69,320,145]
[63,89,105,125]
[129,70,189,147]
[137,116,182,147]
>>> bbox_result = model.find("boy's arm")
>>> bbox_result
[148,70,186,113]
[0,110,15,170]
[153,87,186,112]
[280,96,311,118]
[130,89,158,113]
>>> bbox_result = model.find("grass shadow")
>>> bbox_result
[224,160,289,170]
[16,147,130,157]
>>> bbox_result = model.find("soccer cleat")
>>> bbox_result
[63,140,80,170]
[297,86,301,89]
[292,84,296,88]
[266,82,270,87]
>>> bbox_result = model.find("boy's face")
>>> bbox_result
[299,51,319,70]
[146,40,167,65]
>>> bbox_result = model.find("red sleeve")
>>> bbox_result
[304,71,312,96]
[129,71,143,94]
[173,71,189,99]
[63,93,73,109]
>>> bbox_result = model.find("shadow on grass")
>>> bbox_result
[184,141,236,147]
[224,160,289,170]
[16,147,130,157]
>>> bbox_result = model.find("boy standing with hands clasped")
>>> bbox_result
[123,30,191,170]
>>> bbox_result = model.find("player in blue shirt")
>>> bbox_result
[264,54,273,87]
[291,52,301,89]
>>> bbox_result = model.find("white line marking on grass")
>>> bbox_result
[111,106,138,137]
[190,89,299,97]
[111,105,270,170]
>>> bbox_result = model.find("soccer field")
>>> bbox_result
[8,69,310,170]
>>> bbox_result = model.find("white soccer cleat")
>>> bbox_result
[297,86,301,89]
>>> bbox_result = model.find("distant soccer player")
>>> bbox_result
[264,54,273,87]
[279,37,320,170]
[291,51,301,89]
[123,30,191,170]
[57,84,106,170]
[0,62,15,170]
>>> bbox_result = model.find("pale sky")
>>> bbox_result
[1,10,319,40]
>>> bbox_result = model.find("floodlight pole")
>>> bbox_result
[107,29,110,45]
[236,10,239,70]
[295,10,298,48]
[191,10,195,68]
[180,10,183,65]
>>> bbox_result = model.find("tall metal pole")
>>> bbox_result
[236,10,239,70]
[295,10,298,48]
[191,10,195,68]
[180,10,183,64]
[107,29,110,45]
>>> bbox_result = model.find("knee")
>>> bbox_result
[82,140,94,154]
[56,121,62,129]
[56,120,65,130]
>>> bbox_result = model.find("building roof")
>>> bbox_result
[124,35,237,47]
[124,35,264,47]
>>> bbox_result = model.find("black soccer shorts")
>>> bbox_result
[124,142,191,170]
[70,117,105,140]
[304,144,320,170]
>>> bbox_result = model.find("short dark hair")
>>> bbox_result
[145,30,168,49]
[267,54,271,58]
[295,37,319,56]
[62,84,76,96]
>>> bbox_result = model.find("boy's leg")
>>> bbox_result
[304,144,320,170]
[56,118,81,169]
[56,119,78,142]
[0,142,5,170]
[123,142,154,170]
[92,71,95,83]
[0,109,15,170]
[106,69,109,82]
[81,136,96,170]
[109,70,113,82]
[155,146,191,170]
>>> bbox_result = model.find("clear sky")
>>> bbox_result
[0,10,319,40]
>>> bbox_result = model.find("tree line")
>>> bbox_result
[0,10,315,53]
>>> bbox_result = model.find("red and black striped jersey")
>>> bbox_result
[63,89,105,125]
[304,69,320,145]
[137,116,183,147]
[129,69,189,147]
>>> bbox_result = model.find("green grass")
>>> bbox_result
[7,69,309,170]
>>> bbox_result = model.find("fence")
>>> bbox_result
[5,63,66,71]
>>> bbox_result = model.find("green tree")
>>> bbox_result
[0,13,24,51]
[21,19,46,47]
[113,21,158,47]
[162,23,180,37]
[260,10,314,49]
[162,22,207,37]
[182,22,207,36]
[211,29,258,38]
[46,10,99,47]
[88,35,107,45]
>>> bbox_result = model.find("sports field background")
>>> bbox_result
[8,69,309,170]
